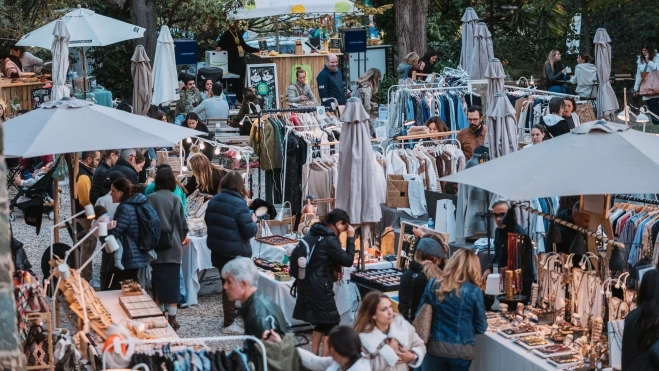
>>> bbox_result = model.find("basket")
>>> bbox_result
[386,175,410,208]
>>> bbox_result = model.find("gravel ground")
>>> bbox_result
[11,182,313,352]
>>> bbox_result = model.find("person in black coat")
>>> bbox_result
[293,209,356,356]
[622,268,659,371]
[216,20,258,103]
[398,231,447,321]
[204,171,258,333]
[181,112,214,161]
[106,149,140,185]
[90,149,119,205]
[539,97,571,139]
[105,178,149,290]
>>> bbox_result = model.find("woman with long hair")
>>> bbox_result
[570,52,598,99]
[200,78,214,100]
[0,101,7,122]
[419,50,438,75]
[544,49,567,93]
[417,248,487,371]
[181,111,214,161]
[354,291,426,370]
[233,87,263,135]
[397,52,423,81]
[184,154,226,196]
[353,68,382,114]
[145,164,187,210]
[622,268,659,370]
[106,178,150,290]
[145,165,188,330]
[425,116,449,134]
[296,326,372,371]
[204,171,257,334]
[633,43,659,125]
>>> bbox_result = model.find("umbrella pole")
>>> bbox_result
[275,16,280,53]
[623,88,628,126]
[71,152,80,268]
[81,47,87,100]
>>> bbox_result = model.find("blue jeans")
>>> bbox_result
[422,354,471,371]
[548,85,568,94]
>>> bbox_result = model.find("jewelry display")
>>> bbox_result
[591,317,603,343]
[516,335,548,349]
[531,283,539,307]
[505,270,514,300]
[532,344,578,358]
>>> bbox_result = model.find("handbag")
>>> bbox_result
[412,278,436,343]
[24,324,49,366]
[639,63,659,96]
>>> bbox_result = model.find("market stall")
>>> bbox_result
[0,79,52,113]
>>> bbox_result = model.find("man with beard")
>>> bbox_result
[457,106,488,161]
[316,54,346,107]
[216,20,259,103]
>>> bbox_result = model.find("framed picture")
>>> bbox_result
[396,222,449,270]
[245,63,279,110]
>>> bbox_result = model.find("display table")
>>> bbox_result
[251,238,292,262]
[74,88,113,107]
[0,79,52,112]
[182,235,215,306]
[470,332,555,371]
[251,53,342,106]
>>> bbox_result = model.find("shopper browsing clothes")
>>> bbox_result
[457,106,487,161]
[539,97,571,138]
[633,43,659,125]
[292,209,356,356]
[562,97,580,129]
[417,249,487,371]
[354,291,426,370]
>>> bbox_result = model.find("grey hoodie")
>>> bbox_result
[397,62,412,80]
[541,113,571,138]
[570,63,598,98]
[634,54,659,100]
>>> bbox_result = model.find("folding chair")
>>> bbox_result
[6,157,22,192]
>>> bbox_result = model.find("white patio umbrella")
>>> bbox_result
[151,25,179,106]
[232,0,357,19]
[459,7,479,75]
[485,93,518,159]
[131,45,152,116]
[484,58,505,105]
[51,20,70,101]
[4,98,204,158]
[594,28,619,120]
[442,120,659,199]
[470,22,494,80]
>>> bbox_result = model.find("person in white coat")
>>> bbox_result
[354,291,426,370]
[633,44,659,125]
[569,52,598,99]
[296,326,372,371]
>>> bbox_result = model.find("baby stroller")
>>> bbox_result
[9,157,59,222]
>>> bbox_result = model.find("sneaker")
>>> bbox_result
[222,322,244,335]
[90,278,101,289]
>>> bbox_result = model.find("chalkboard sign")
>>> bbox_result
[31,88,51,109]
[328,38,342,52]
[258,40,268,51]
[245,63,279,110]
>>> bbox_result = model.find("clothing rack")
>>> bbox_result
[393,130,459,141]
[101,335,268,371]
[505,86,580,99]
[611,194,659,205]
[511,202,624,249]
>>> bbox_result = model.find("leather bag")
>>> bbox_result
[640,63,659,96]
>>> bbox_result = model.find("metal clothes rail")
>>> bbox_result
[505,85,580,99]
[611,194,659,205]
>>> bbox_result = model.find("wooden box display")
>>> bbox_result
[119,295,164,319]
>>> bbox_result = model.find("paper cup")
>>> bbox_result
[98,222,108,237]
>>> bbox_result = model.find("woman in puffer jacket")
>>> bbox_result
[106,178,149,290]
[633,43,659,125]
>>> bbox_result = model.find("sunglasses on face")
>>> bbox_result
[493,213,506,218]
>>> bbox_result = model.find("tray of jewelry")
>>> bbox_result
[532,344,578,359]
[350,269,403,292]
[255,235,298,246]
[253,258,289,273]
[546,354,583,369]
[498,325,538,339]
[485,312,500,324]
[515,335,550,350]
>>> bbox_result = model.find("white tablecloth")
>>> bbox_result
[182,235,214,306]
[470,332,556,371]
[251,239,293,262]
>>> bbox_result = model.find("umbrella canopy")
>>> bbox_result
[442,120,659,199]
[51,20,70,101]
[594,28,619,120]
[4,98,204,158]
[484,58,505,105]
[152,25,179,106]
[470,23,494,80]
[131,45,152,116]
[336,98,384,224]
[459,7,479,74]
[232,0,357,19]
[485,93,518,159]
[16,7,145,49]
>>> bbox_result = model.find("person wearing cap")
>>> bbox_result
[398,231,448,321]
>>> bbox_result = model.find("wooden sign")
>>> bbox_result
[245,63,279,109]
[258,39,268,56]
[580,194,610,219]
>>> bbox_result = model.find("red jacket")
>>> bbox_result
[18,155,54,169]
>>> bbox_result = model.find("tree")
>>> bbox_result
[393,0,430,60]
[130,0,158,60]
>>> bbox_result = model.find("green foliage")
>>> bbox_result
[373,74,398,104]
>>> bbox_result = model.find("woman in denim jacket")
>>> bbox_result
[417,249,487,371]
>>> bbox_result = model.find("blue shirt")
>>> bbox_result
[316,66,346,106]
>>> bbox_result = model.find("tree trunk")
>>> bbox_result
[130,0,158,61]
[394,0,430,61]
[0,125,27,369]
[580,0,591,55]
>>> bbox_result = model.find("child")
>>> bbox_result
[91,205,122,270]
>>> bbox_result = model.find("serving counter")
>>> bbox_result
[0,79,51,112]
[251,53,342,105]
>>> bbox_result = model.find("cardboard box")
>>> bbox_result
[205,51,228,70]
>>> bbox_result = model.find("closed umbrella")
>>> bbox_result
[152,25,179,106]
[442,120,659,199]
[470,23,494,80]
[51,20,70,101]
[594,28,619,120]
[131,45,152,116]
[4,98,204,158]
[459,7,479,75]
[484,58,505,105]
[486,93,518,159]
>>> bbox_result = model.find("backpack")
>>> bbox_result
[133,204,162,252]
[289,234,323,298]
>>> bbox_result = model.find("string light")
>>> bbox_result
[214,147,220,155]
[234,151,241,159]
[200,142,205,149]
[182,166,188,172]
[186,138,192,143]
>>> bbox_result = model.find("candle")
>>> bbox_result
[98,222,108,237]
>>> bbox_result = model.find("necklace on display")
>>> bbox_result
[572,269,586,313]
[585,274,599,320]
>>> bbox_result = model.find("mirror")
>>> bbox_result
[396,222,449,270]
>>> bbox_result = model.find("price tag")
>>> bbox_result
[316,105,327,120]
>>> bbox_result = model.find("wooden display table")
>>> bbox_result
[251,53,342,106]
[0,79,51,112]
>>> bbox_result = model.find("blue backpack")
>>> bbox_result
[133,204,162,252]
